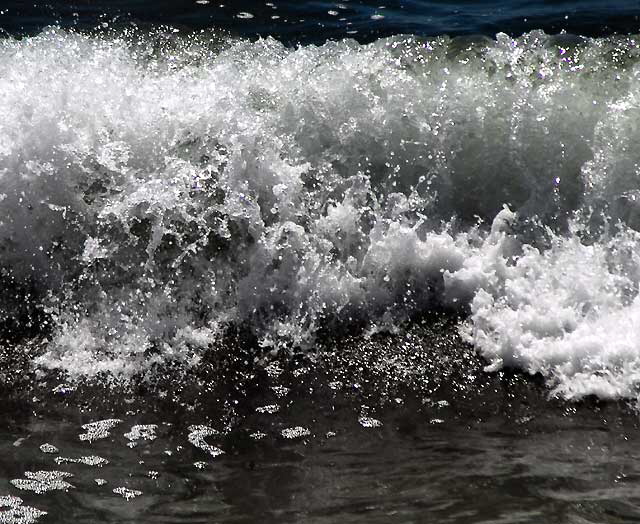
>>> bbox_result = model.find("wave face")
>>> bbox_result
[3,27,640,399]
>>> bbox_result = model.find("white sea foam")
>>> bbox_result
[2,28,640,401]
[0,495,46,524]
[79,419,122,442]
[55,456,109,467]
[112,487,142,500]
[187,425,225,457]
[462,224,640,402]
[124,424,158,444]
[38,443,59,454]
[10,471,74,494]
[281,426,311,439]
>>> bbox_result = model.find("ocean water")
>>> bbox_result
[3,1,640,523]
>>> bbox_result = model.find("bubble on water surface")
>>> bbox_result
[281,427,311,439]
[264,364,284,378]
[112,487,142,501]
[54,456,109,467]
[358,417,383,428]
[38,443,58,454]
[187,426,225,458]
[271,386,290,398]
[79,419,122,442]
[124,425,158,448]
[0,497,22,508]
[11,471,74,494]
[255,404,279,414]
[0,495,46,524]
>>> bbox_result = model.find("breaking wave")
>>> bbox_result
[3,27,640,401]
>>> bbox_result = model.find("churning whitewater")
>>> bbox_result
[3,27,640,401]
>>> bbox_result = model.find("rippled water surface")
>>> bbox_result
[1,0,640,43]
[3,370,640,523]
[1,324,640,523]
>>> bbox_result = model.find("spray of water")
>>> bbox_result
[2,27,640,399]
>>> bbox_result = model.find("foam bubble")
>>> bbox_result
[38,443,58,454]
[281,426,311,439]
[11,471,74,494]
[79,419,122,442]
[187,425,225,457]
[0,495,46,524]
[54,456,109,467]
[124,425,158,446]
[358,416,383,428]
[113,487,142,500]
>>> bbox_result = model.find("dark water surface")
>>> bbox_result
[2,322,640,523]
[1,0,640,43]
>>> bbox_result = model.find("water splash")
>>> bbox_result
[2,28,640,401]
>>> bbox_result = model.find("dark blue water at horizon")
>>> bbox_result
[1,0,640,44]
